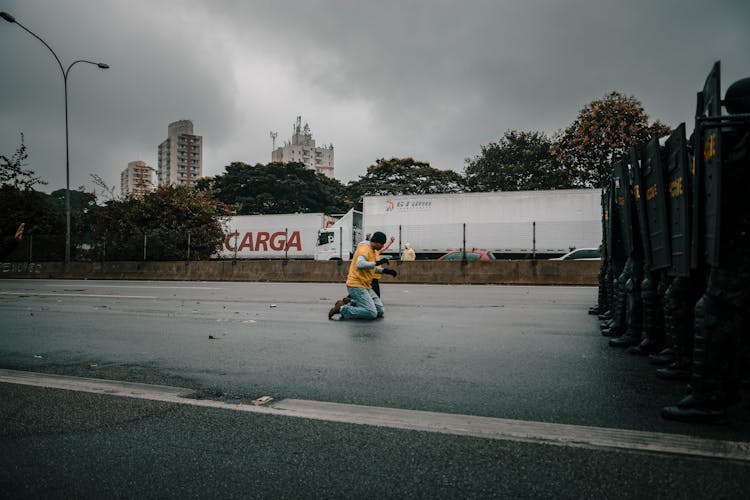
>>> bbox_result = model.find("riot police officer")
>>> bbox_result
[662,67,750,423]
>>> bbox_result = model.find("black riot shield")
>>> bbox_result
[601,187,609,262]
[630,145,651,269]
[613,159,634,256]
[690,111,702,271]
[606,177,625,263]
[643,136,671,270]
[605,181,612,260]
[626,151,643,262]
[665,123,691,276]
[698,61,723,266]
[702,61,722,117]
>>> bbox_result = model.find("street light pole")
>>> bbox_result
[63,60,109,262]
[1,11,108,262]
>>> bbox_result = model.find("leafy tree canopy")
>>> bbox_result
[464,130,572,191]
[551,91,671,188]
[345,157,465,200]
[50,188,99,235]
[1,135,64,257]
[197,162,349,215]
[93,186,228,260]
[0,185,64,239]
[1,133,47,191]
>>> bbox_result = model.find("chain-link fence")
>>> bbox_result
[2,230,224,262]
[3,219,604,262]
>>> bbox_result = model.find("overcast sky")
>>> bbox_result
[2,0,749,196]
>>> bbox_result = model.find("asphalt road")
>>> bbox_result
[1,279,749,498]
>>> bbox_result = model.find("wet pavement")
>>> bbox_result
[1,279,749,497]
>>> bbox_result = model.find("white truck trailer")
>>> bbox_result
[215,213,334,259]
[315,189,602,260]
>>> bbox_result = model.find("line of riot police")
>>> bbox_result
[592,61,750,424]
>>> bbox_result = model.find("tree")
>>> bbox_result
[464,130,572,192]
[197,162,349,215]
[90,173,117,202]
[50,188,99,236]
[1,135,64,260]
[0,185,65,259]
[345,157,465,200]
[1,133,46,191]
[551,91,671,188]
[93,186,228,260]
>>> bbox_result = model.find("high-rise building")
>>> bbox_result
[120,160,154,198]
[271,116,334,178]
[157,120,203,187]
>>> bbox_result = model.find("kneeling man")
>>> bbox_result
[328,231,396,320]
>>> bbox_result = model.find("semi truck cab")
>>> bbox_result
[314,209,362,260]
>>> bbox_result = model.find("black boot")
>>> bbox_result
[662,279,737,425]
[627,337,662,356]
[634,272,664,356]
[656,361,691,380]
[609,334,639,348]
[601,327,623,338]
[649,347,676,366]
[661,385,728,424]
[607,271,627,337]
[611,271,641,348]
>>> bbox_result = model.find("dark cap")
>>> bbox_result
[370,231,387,244]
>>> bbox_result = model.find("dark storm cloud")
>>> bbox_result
[2,0,749,195]
[1,0,238,193]
[190,0,750,168]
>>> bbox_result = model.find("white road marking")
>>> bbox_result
[43,284,223,290]
[1,368,748,462]
[0,292,157,299]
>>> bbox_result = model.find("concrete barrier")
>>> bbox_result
[1,260,600,285]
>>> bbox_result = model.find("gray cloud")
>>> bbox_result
[1,0,748,196]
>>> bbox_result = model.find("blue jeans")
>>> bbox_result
[340,286,384,320]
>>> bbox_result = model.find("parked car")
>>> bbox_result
[550,247,601,260]
[438,249,496,261]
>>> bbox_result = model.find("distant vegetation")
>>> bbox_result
[2,91,668,259]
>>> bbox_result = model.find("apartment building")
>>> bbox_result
[157,120,203,187]
[120,160,154,198]
[271,116,334,178]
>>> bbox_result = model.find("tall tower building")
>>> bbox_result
[271,116,334,178]
[121,160,154,198]
[157,120,203,187]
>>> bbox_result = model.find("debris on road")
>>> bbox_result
[252,395,274,406]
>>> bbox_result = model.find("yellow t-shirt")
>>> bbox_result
[346,242,377,288]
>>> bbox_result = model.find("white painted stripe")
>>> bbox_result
[43,285,223,290]
[0,292,157,299]
[1,368,748,462]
